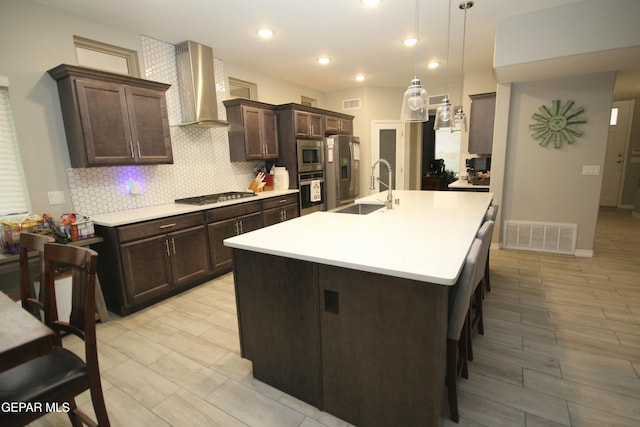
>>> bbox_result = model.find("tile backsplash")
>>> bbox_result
[68,36,256,216]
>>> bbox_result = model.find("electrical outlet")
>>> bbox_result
[47,190,65,205]
[582,165,601,176]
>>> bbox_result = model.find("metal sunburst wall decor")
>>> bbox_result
[529,100,587,148]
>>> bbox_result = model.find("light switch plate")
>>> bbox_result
[582,165,601,176]
[47,190,65,205]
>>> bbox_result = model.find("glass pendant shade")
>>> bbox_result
[401,78,428,122]
[451,107,467,132]
[434,96,452,130]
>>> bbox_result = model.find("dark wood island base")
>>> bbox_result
[232,249,448,427]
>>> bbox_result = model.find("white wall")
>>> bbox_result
[500,72,616,253]
[0,1,145,217]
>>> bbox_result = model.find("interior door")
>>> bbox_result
[600,100,632,207]
[372,121,404,191]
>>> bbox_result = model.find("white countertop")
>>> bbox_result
[449,179,490,189]
[91,190,299,227]
[224,190,493,285]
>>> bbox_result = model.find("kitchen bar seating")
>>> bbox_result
[447,238,483,423]
[483,202,499,292]
[19,232,54,318]
[0,243,110,427]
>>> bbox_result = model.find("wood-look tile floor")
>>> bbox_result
[30,208,640,426]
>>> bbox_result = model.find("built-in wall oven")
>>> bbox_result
[298,171,325,215]
[296,139,324,173]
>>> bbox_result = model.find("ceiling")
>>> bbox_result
[27,0,640,99]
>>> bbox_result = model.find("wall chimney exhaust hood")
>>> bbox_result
[175,40,229,128]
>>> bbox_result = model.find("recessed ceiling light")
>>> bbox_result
[427,61,440,69]
[355,74,366,82]
[257,28,274,39]
[403,38,417,47]
[317,57,331,65]
[362,0,381,6]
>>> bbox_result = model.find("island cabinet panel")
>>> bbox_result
[232,247,448,427]
[232,250,322,408]
[48,64,173,167]
[318,265,448,427]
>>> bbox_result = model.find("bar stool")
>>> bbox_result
[447,238,483,423]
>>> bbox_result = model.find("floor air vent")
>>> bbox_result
[503,220,577,255]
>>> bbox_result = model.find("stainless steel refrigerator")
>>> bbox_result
[325,135,360,210]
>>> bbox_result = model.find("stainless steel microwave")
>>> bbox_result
[296,139,324,173]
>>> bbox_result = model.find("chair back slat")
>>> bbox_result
[43,243,98,347]
[19,233,54,317]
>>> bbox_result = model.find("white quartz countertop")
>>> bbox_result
[449,179,490,189]
[91,190,299,227]
[224,190,493,285]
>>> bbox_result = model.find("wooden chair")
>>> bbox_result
[19,232,54,318]
[0,243,110,427]
[447,238,483,423]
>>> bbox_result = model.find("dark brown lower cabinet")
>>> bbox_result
[232,249,448,427]
[95,213,211,316]
[207,201,263,275]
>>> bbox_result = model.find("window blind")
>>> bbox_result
[0,80,31,216]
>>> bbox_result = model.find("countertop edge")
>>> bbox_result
[92,190,299,227]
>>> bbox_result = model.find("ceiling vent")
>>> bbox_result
[503,220,577,255]
[342,98,361,110]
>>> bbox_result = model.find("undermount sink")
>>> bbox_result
[334,203,385,215]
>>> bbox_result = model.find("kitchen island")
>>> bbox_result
[224,190,493,427]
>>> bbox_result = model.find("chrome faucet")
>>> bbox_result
[370,158,393,209]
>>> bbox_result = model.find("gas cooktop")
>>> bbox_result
[175,191,257,205]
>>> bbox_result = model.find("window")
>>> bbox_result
[73,36,140,77]
[228,77,257,100]
[610,107,619,126]
[0,77,31,215]
[301,96,316,107]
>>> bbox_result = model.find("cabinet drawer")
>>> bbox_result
[262,194,299,210]
[118,212,204,243]
[206,201,262,223]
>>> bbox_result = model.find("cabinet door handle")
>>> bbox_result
[136,141,142,158]
[239,220,244,234]
[160,223,177,229]
[164,239,170,256]
[278,199,287,204]
[282,209,287,221]
[171,237,176,254]
[129,141,134,158]
[234,221,239,235]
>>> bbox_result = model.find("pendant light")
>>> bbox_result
[434,0,453,130]
[401,0,428,122]
[452,1,473,132]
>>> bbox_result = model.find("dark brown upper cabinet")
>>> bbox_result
[48,64,173,167]
[468,92,496,155]
[224,99,279,162]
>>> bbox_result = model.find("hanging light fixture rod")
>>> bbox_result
[434,0,454,130]
[400,0,428,122]
[452,0,473,132]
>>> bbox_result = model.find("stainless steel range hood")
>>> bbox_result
[175,40,229,128]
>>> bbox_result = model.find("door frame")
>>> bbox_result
[600,100,633,207]
[371,121,405,190]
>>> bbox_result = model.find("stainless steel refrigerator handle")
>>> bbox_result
[349,142,356,193]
